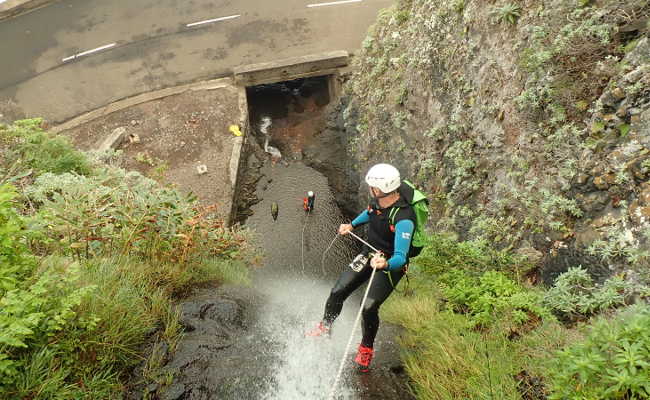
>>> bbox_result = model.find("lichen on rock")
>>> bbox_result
[335,0,650,279]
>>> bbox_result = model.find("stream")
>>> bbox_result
[134,78,414,400]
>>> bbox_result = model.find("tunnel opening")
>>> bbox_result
[234,74,348,224]
[246,75,332,161]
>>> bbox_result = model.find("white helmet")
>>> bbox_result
[365,163,401,194]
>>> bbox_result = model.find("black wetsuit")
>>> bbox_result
[322,195,416,348]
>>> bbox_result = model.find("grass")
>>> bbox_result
[381,235,582,399]
[383,275,519,399]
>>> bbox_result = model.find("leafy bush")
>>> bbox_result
[1,119,91,176]
[438,269,550,327]
[549,305,650,399]
[1,185,97,394]
[25,169,249,264]
[413,233,520,277]
[383,274,522,399]
[543,266,641,320]
[383,270,580,400]
[0,184,35,295]
[0,260,97,388]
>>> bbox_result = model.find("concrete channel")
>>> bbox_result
[57,51,350,225]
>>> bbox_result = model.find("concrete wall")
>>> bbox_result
[233,51,349,87]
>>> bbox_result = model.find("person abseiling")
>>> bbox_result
[303,191,315,212]
[306,163,416,372]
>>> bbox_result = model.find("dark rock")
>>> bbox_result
[145,383,159,394]
[630,158,650,181]
[624,67,644,83]
[593,174,614,190]
[624,37,650,66]
[601,92,620,108]
[602,113,623,126]
[515,246,543,266]
[579,192,610,213]
[611,87,626,100]
[575,173,589,185]
[152,341,170,364]
[201,298,244,329]
[629,200,650,225]
[160,383,186,400]
[541,245,612,286]
[179,302,203,331]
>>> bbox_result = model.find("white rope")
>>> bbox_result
[348,231,380,254]
[301,209,311,274]
[327,230,381,400]
[321,234,339,275]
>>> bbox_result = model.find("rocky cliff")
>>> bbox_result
[317,0,650,283]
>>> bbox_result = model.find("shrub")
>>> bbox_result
[1,191,97,396]
[0,122,254,397]
[1,119,91,176]
[413,233,519,277]
[438,269,550,328]
[548,305,650,399]
[0,184,36,295]
[383,274,522,400]
[25,169,250,264]
[543,266,641,320]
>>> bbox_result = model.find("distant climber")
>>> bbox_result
[305,163,416,373]
[303,191,315,212]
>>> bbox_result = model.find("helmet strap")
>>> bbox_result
[369,187,390,199]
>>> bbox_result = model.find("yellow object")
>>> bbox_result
[229,125,243,137]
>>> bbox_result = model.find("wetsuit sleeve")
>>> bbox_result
[351,210,370,228]
[386,219,414,271]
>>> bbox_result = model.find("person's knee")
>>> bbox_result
[329,284,347,302]
[362,298,380,317]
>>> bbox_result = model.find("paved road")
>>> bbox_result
[0,0,393,123]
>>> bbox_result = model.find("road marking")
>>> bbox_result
[307,0,362,7]
[62,43,116,62]
[186,14,241,28]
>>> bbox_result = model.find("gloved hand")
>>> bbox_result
[338,223,353,235]
[370,253,387,270]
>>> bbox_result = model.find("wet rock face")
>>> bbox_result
[129,287,274,400]
[178,298,245,334]
[303,96,363,218]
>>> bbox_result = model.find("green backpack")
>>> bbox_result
[388,180,429,257]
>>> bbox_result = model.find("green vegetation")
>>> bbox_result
[439,269,549,328]
[348,0,650,398]
[491,3,522,25]
[2,119,91,178]
[0,119,253,398]
[346,0,650,261]
[543,267,646,320]
[549,306,650,399]
[383,234,650,399]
